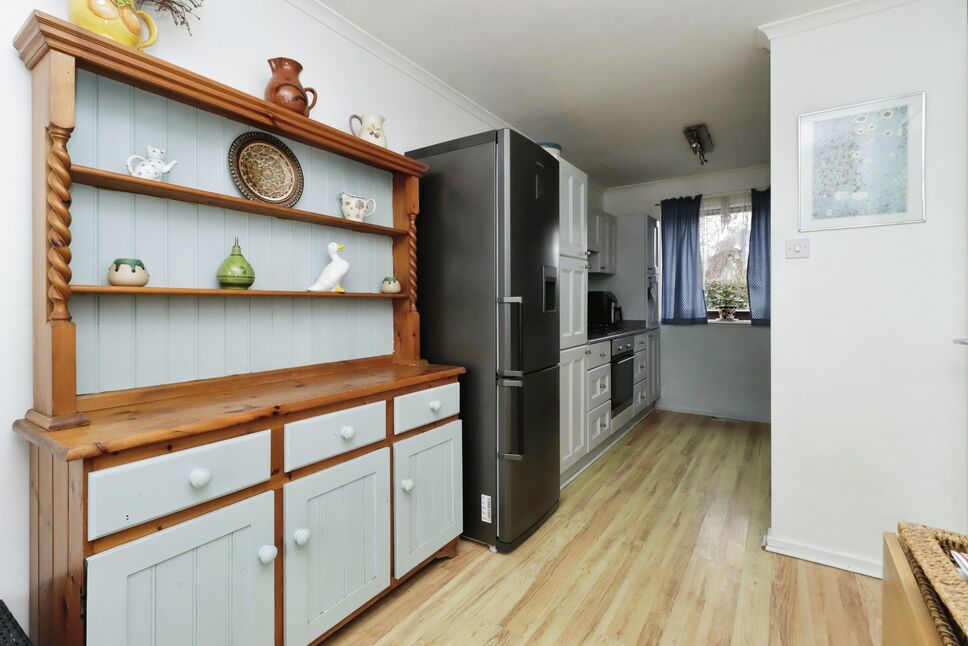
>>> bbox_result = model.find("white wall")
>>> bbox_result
[599,165,772,422]
[765,0,968,576]
[0,0,505,625]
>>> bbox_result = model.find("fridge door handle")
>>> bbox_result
[498,296,524,377]
[497,378,524,461]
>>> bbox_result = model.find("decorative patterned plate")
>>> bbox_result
[228,132,304,207]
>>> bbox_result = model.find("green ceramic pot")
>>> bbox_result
[217,239,255,289]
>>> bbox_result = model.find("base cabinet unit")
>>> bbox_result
[393,421,463,578]
[559,346,588,473]
[587,402,612,451]
[86,492,276,646]
[633,380,651,415]
[647,330,661,405]
[587,363,611,411]
[559,255,589,349]
[283,450,391,646]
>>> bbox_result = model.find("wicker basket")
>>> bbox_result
[898,522,968,645]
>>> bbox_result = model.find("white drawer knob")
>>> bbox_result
[293,528,311,546]
[188,467,212,489]
[340,425,356,440]
[429,400,442,413]
[401,478,415,492]
[258,545,278,564]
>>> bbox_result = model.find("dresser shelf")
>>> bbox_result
[71,166,408,239]
[71,284,406,300]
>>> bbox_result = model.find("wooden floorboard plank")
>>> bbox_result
[332,411,881,645]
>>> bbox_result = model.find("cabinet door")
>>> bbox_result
[587,363,611,411]
[648,331,661,405]
[587,210,601,253]
[559,346,588,473]
[559,255,588,349]
[558,158,588,259]
[601,214,618,274]
[394,421,463,578]
[86,492,275,646]
[284,449,390,646]
[587,402,612,451]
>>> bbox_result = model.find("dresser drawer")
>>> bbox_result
[587,363,611,411]
[394,382,460,435]
[284,401,386,471]
[633,350,648,384]
[88,430,271,540]
[633,333,648,353]
[586,341,611,370]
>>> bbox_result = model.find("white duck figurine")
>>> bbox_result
[308,242,349,292]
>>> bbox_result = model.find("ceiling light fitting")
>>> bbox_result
[683,124,714,166]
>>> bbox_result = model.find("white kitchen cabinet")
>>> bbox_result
[558,157,588,259]
[86,492,276,646]
[559,255,588,349]
[586,341,611,370]
[393,421,463,578]
[647,330,661,405]
[587,363,611,411]
[633,350,648,385]
[283,449,391,646]
[589,212,617,274]
[587,210,601,253]
[587,402,612,451]
[559,346,588,473]
[633,380,650,416]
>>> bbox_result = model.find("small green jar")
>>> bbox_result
[217,238,255,289]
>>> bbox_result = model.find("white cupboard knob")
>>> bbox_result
[258,545,278,564]
[188,467,212,489]
[401,478,415,492]
[340,425,356,440]
[293,528,311,546]
[429,400,442,413]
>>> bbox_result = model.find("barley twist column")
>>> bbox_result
[46,125,73,322]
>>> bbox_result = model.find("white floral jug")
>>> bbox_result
[349,114,387,148]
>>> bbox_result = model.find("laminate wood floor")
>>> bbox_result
[331,411,881,645]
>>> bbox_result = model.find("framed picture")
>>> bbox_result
[799,92,924,232]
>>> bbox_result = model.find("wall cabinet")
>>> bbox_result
[587,211,601,253]
[559,256,589,349]
[589,212,617,274]
[559,346,588,473]
[86,493,276,646]
[558,158,588,259]
[283,450,391,646]
[393,421,463,578]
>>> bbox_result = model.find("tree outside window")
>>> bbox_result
[699,193,752,317]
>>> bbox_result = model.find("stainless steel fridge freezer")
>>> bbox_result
[409,129,560,552]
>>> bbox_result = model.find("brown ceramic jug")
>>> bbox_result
[265,58,318,116]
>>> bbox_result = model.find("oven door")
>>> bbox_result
[611,352,634,415]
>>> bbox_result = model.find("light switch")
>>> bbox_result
[785,238,810,259]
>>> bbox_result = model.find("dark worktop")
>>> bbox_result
[587,320,653,343]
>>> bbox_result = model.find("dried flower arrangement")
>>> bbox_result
[136,0,204,33]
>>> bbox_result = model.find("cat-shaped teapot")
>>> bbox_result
[127,146,178,181]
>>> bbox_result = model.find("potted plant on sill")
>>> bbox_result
[705,279,747,321]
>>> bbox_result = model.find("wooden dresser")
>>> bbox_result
[12,12,465,645]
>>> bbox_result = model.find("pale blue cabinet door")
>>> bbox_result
[393,421,463,578]
[283,448,390,646]
[85,492,276,646]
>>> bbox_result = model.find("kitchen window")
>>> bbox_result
[699,192,752,320]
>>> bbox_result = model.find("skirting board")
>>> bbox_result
[765,531,882,579]
[560,406,655,489]
[656,403,770,424]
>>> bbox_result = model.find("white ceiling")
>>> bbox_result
[320,0,836,186]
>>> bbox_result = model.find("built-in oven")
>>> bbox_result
[610,337,634,416]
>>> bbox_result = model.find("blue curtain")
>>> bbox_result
[661,196,707,325]
[747,188,771,326]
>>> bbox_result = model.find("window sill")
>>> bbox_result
[707,318,752,326]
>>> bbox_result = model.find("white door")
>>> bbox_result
[393,421,463,578]
[558,158,588,259]
[86,492,275,646]
[648,331,661,405]
[559,255,589,349]
[283,449,390,646]
[587,402,612,451]
[560,346,588,473]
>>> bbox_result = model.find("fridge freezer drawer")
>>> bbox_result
[394,382,460,434]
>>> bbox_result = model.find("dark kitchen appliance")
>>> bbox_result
[409,130,560,553]
[589,291,623,332]
[610,337,634,416]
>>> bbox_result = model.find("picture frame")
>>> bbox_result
[798,92,925,232]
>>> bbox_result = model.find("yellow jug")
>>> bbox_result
[68,0,158,50]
